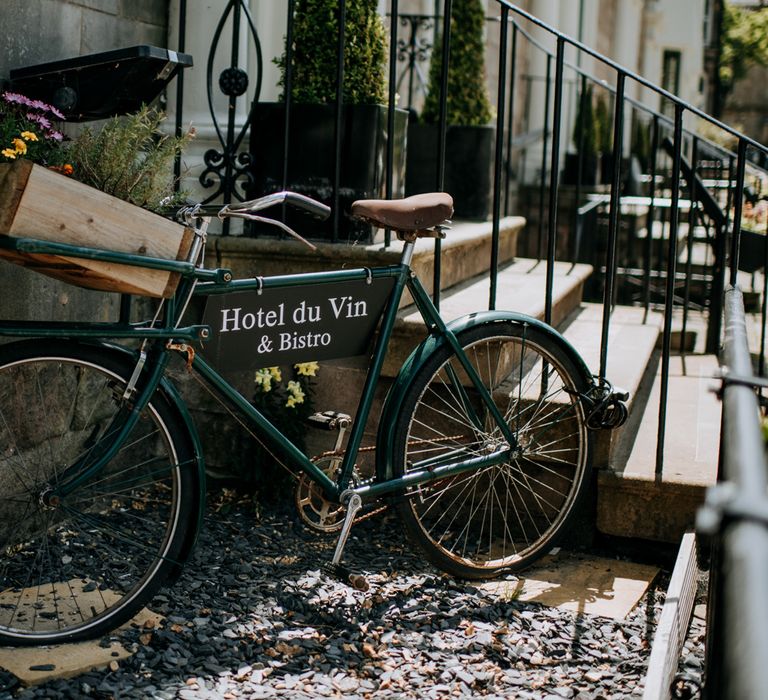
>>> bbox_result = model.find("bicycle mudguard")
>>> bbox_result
[374,311,594,483]
[102,342,207,571]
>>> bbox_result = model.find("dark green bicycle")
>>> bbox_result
[0,191,627,645]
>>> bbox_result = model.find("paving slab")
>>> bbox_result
[0,607,161,686]
[475,550,659,621]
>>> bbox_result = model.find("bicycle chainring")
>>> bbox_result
[294,455,347,533]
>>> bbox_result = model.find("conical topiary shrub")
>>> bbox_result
[277,0,387,105]
[562,83,599,185]
[252,0,407,243]
[421,0,492,126]
[406,0,494,219]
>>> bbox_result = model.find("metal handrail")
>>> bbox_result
[697,286,768,699]
[501,1,768,156]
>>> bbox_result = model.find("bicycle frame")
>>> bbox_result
[0,233,521,506]
[188,239,519,502]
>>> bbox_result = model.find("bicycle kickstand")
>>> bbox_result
[323,492,370,592]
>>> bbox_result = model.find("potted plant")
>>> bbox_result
[249,0,408,243]
[0,94,194,297]
[562,83,599,186]
[595,94,614,184]
[405,0,494,220]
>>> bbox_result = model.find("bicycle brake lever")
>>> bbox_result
[221,212,318,251]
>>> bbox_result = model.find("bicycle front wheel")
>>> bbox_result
[0,340,197,645]
[392,322,593,578]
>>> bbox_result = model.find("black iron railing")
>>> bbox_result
[174,1,768,478]
[496,3,768,478]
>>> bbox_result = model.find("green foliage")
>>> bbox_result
[276,0,388,104]
[68,106,192,212]
[594,95,612,154]
[630,116,651,171]
[0,91,68,167]
[572,84,597,156]
[247,363,318,497]
[720,1,768,94]
[422,0,493,126]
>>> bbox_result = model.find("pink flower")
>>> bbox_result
[2,92,34,108]
[27,112,51,129]
[26,98,64,119]
[47,104,65,120]
[45,130,64,142]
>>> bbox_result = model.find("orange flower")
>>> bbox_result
[48,163,75,176]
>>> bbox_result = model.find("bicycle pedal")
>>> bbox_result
[323,563,370,592]
[307,411,351,431]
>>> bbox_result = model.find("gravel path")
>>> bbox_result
[1,489,700,700]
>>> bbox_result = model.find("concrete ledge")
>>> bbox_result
[596,354,720,541]
[561,304,662,469]
[597,472,708,542]
[209,216,525,301]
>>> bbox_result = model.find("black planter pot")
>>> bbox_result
[561,152,599,186]
[248,103,407,243]
[600,152,614,185]
[405,122,495,220]
[737,228,768,273]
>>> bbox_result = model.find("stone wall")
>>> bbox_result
[0,1,168,80]
[0,0,170,324]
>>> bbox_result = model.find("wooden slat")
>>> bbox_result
[643,532,699,700]
[0,160,193,298]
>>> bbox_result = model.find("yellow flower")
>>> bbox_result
[294,361,319,377]
[254,368,273,393]
[12,138,27,155]
[268,366,282,382]
[286,380,305,408]
[20,131,38,142]
[1,148,17,159]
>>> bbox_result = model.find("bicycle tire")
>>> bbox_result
[392,321,593,579]
[0,340,197,645]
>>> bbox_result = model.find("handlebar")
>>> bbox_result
[222,192,331,221]
[174,191,331,250]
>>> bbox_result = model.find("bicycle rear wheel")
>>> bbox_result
[0,340,197,645]
[392,322,593,578]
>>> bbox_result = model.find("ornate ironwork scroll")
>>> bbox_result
[198,0,263,211]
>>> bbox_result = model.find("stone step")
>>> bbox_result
[557,304,722,543]
[596,353,721,542]
[560,303,663,468]
[211,215,526,302]
[383,257,594,375]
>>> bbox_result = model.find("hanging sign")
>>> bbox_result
[200,278,395,370]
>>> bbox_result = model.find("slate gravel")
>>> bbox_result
[2,489,702,700]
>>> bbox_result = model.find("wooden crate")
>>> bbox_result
[0,160,195,298]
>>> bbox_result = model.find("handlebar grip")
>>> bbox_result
[169,192,332,225]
